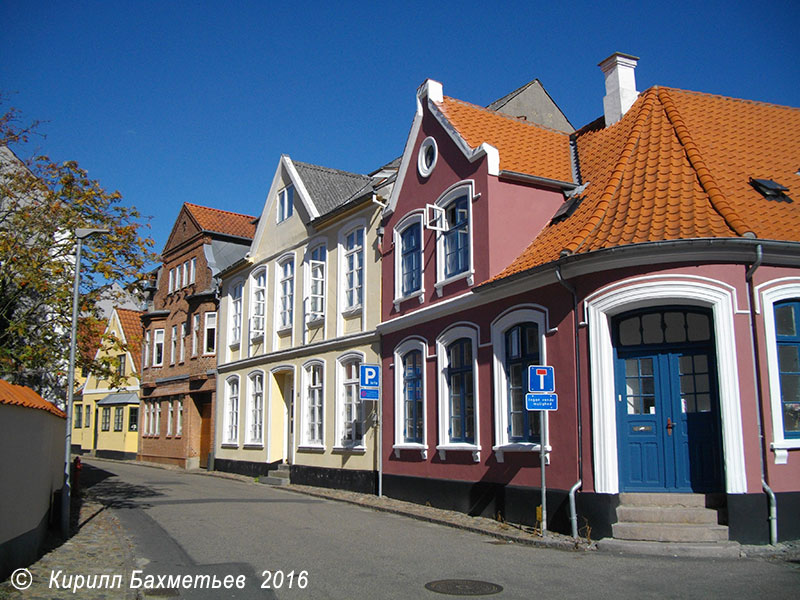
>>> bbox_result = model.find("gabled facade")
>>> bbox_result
[379,55,800,544]
[214,156,390,492]
[139,203,255,468]
[73,307,143,460]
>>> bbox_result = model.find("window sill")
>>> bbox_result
[243,443,264,449]
[393,289,425,311]
[341,306,363,318]
[493,442,549,463]
[306,316,325,328]
[276,326,292,336]
[221,442,239,449]
[229,342,241,350]
[435,443,481,462]
[771,440,800,465]
[434,270,474,297]
[297,444,325,453]
[333,445,366,454]
[250,334,264,343]
[392,443,428,459]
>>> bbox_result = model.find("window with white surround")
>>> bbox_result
[307,244,326,322]
[204,312,217,354]
[180,322,186,363]
[277,257,294,330]
[176,398,183,436]
[170,325,177,364]
[393,213,424,306]
[114,407,123,432]
[153,329,164,366]
[190,257,196,284]
[393,338,428,457]
[338,354,364,447]
[156,402,161,436]
[250,268,267,340]
[168,269,174,293]
[247,371,264,445]
[344,227,364,310]
[143,330,150,368]
[434,182,474,293]
[230,281,243,345]
[192,314,200,356]
[277,185,294,223]
[167,400,174,436]
[225,376,240,445]
[182,261,188,288]
[436,325,480,460]
[303,361,324,446]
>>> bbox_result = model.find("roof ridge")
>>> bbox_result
[656,87,754,237]
[565,89,658,255]
[441,96,570,137]
[653,86,800,112]
[184,202,257,221]
[292,160,371,181]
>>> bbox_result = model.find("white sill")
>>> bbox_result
[333,445,367,454]
[436,443,481,462]
[306,317,325,328]
[297,445,325,453]
[341,306,363,318]
[221,442,239,449]
[434,270,474,296]
[243,443,264,449]
[493,442,550,463]
[392,443,428,459]
[770,440,800,450]
[393,289,425,310]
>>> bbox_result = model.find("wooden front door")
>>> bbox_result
[199,400,212,469]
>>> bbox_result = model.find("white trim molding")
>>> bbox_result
[586,276,747,494]
[393,210,426,310]
[393,337,429,459]
[434,181,476,296]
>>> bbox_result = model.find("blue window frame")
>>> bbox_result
[443,196,469,278]
[775,300,800,438]
[446,338,474,443]
[400,223,421,295]
[505,323,541,442]
[403,350,423,443]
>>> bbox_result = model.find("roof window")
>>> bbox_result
[750,178,792,203]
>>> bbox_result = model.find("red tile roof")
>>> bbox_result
[490,86,800,281]
[184,203,257,240]
[0,379,65,418]
[116,308,144,372]
[436,96,574,182]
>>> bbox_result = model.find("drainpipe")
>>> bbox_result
[745,244,777,545]
[556,266,583,539]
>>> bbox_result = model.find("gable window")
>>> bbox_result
[278,257,294,330]
[344,228,364,310]
[775,300,800,439]
[230,282,243,345]
[303,361,324,446]
[250,268,267,340]
[117,353,126,377]
[101,407,111,431]
[225,376,240,445]
[277,185,294,223]
[401,223,422,296]
[247,371,264,445]
[153,329,164,366]
[434,183,475,293]
[338,355,364,447]
[308,245,326,322]
[204,312,217,354]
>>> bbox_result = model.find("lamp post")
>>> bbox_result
[62,227,109,538]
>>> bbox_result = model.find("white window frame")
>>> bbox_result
[759,280,800,463]
[224,376,240,446]
[435,323,481,461]
[182,261,188,288]
[277,185,294,223]
[246,370,265,446]
[393,211,426,309]
[342,226,365,312]
[179,322,186,363]
[176,398,183,436]
[190,257,196,284]
[170,325,177,365]
[153,328,165,367]
[192,314,200,356]
[306,243,327,325]
[168,268,174,293]
[393,337,428,458]
[167,400,174,436]
[301,360,325,448]
[229,280,244,346]
[491,306,549,462]
[250,267,267,341]
[336,352,366,450]
[143,330,150,369]
[204,312,217,355]
[434,181,475,295]
[276,255,295,332]
[156,402,162,436]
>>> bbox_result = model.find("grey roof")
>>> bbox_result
[486,79,574,133]
[97,391,139,406]
[292,160,373,216]
[205,240,250,277]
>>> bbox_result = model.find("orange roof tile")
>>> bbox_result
[491,86,800,281]
[0,379,65,418]
[116,308,144,372]
[436,96,574,182]
[184,203,257,240]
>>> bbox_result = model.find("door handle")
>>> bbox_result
[666,417,675,436]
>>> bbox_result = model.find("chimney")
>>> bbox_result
[599,52,639,126]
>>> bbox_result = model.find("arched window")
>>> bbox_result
[446,338,474,444]
[247,371,264,445]
[224,376,240,445]
[403,350,424,443]
[505,323,541,443]
[250,268,267,340]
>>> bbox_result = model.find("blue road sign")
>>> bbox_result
[360,388,380,400]
[360,364,381,388]
[526,393,558,411]
[528,365,555,393]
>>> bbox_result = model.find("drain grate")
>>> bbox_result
[425,579,504,596]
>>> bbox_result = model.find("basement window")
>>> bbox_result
[750,178,792,203]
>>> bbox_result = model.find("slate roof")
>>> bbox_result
[0,379,65,418]
[184,203,257,240]
[293,160,374,216]
[116,308,144,372]
[488,86,800,282]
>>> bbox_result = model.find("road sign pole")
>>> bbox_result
[540,414,547,537]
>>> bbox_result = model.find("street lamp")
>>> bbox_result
[62,227,109,538]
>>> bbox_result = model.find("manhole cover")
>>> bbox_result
[425,579,504,596]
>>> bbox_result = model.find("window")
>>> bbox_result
[74,404,83,428]
[167,400,174,436]
[204,312,217,354]
[114,406,124,432]
[143,330,150,368]
[446,339,475,444]
[156,402,162,436]
[225,377,240,444]
[304,362,324,446]
[443,196,470,278]
[308,245,326,321]
[250,268,267,339]
[277,185,294,222]
[180,322,186,363]
[248,372,264,444]
[401,223,422,296]
[230,282,243,345]
[176,399,183,436]
[775,300,800,439]
[339,356,363,447]
[168,269,174,293]
[505,323,541,442]
[129,407,138,432]
[344,228,364,310]
[85,405,91,428]
[117,353,126,376]
[101,407,111,431]
[170,325,177,364]
[403,350,424,443]
[192,314,200,356]
[278,258,294,330]
[417,136,438,178]
[182,261,188,288]
[153,329,164,366]
[190,257,196,284]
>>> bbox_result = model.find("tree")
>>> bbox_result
[0,99,156,403]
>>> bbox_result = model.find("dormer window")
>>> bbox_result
[277,185,295,222]
[750,178,792,203]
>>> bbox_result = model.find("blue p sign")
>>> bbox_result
[360,364,380,388]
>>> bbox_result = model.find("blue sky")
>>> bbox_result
[2,1,799,256]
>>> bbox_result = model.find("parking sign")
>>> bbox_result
[360,364,380,389]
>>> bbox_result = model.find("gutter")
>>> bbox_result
[498,170,578,191]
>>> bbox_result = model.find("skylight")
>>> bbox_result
[750,178,792,203]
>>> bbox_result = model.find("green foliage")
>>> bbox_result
[0,98,156,400]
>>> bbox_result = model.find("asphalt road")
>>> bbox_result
[84,459,799,600]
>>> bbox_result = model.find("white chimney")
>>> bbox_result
[599,52,639,126]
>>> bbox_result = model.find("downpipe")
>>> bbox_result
[762,479,778,545]
[568,479,582,539]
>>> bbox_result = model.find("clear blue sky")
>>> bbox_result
[2,1,798,256]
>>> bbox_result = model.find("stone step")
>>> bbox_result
[618,492,709,508]
[260,475,289,486]
[596,538,741,558]
[612,522,729,543]
[616,505,719,525]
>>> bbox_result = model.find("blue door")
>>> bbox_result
[614,308,724,492]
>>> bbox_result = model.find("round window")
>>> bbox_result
[417,137,438,178]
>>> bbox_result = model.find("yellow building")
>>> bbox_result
[73,307,143,460]
[214,156,392,492]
